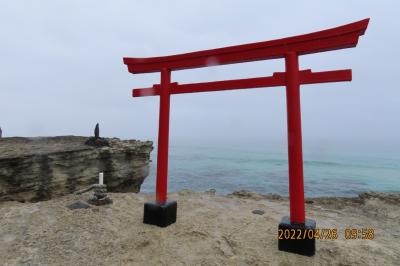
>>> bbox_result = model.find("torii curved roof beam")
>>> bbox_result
[123,19,369,74]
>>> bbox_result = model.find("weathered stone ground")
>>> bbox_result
[0,190,399,265]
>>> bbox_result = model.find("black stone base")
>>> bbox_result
[143,201,177,227]
[278,216,316,256]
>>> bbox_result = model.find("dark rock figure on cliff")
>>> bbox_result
[94,123,99,139]
[85,123,109,147]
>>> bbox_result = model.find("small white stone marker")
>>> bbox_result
[99,172,104,185]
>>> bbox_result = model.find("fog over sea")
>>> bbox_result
[141,141,400,197]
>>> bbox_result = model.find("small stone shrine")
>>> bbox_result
[87,184,113,206]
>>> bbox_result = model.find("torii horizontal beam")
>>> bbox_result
[132,69,352,97]
[123,19,368,73]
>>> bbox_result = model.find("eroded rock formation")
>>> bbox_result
[0,136,153,202]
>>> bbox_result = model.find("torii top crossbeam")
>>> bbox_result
[123,19,369,225]
[124,19,368,73]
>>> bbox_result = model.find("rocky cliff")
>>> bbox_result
[0,136,153,202]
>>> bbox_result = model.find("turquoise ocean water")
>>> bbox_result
[140,144,400,197]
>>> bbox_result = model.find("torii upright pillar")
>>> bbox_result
[143,68,178,227]
[285,52,305,223]
[156,68,171,204]
[123,18,369,256]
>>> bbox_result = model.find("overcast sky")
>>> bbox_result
[1,1,399,153]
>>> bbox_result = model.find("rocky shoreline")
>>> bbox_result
[229,190,400,206]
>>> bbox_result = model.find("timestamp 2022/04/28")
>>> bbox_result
[277,228,375,240]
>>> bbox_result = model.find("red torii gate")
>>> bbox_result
[123,19,369,256]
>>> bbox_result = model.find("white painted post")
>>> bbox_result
[99,172,104,185]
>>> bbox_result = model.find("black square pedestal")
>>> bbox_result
[278,216,316,256]
[143,201,177,227]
